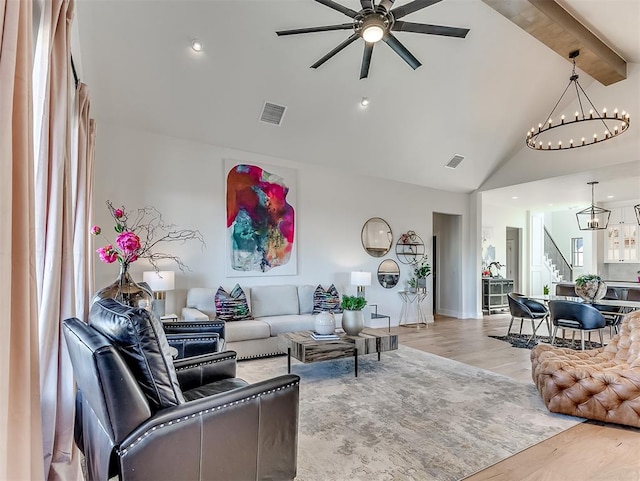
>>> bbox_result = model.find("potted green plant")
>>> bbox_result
[341,295,367,336]
[407,277,418,293]
[543,285,550,295]
[574,274,607,303]
[414,257,431,291]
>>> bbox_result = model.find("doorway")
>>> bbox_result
[506,227,521,293]
[433,212,463,318]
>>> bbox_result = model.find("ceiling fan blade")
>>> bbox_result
[383,32,421,69]
[377,0,395,13]
[276,23,354,36]
[314,0,359,18]
[392,21,470,38]
[311,33,360,69]
[391,0,442,19]
[360,42,374,79]
[360,0,373,10]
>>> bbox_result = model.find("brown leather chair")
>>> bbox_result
[531,310,640,428]
[63,298,300,481]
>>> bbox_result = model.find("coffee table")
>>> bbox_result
[277,328,398,377]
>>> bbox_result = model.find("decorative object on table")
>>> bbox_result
[576,181,611,230]
[92,201,204,310]
[214,284,253,321]
[340,295,367,336]
[395,230,425,265]
[314,311,336,335]
[225,160,297,276]
[543,285,550,295]
[574,274,607,303]
[407,277,417,293]
[526,50,630,152]
[488,261,503,278]
[143,270,175,319]
[413,256,431,291]
[312,284,342,314]
[377,259,400,289]
[350,271,371,298]
[361,217,392,257]
[275,0,469,80]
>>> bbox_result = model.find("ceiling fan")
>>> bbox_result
[276,0,470,79]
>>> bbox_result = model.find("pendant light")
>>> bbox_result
[576,181,611,231]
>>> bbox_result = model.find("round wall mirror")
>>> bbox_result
[377,259,400,289]
[361,217,393,257]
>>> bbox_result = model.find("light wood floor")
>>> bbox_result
[393,314,640,481]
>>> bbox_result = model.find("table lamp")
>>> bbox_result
[143,270,175,319]
[351,271,371,298]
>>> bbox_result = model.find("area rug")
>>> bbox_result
[237,345,582,481]
[489,333,603,350]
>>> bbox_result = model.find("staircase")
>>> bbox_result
[543,227,573,282]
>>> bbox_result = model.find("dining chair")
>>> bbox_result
[549,300,606,350]
[506,293,550,344]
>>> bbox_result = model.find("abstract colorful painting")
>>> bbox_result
[225,161,297,276]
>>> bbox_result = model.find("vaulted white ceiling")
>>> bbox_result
[74,0,640,208]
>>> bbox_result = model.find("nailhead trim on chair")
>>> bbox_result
[238,351,285,361]
[117,381,300,456]
[173,354,237,371]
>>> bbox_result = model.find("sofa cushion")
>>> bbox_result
[215,284,253,321]
[298,285,316,314]
[250,285,299,318]
[225,319,271,343]
[312,284,342,314]
[88,298,185,412]
[260,314,316,336]
[186,287,217,319]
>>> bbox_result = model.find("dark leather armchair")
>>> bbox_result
[63,298,299,481]
[506,292,550,344]
[549,300,606,350]
[162,319,226,359]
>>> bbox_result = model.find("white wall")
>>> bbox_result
[480,199,528,291]
[93,122,477,321]
[547,210,596,278]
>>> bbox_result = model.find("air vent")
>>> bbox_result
[259,101,287,126]
[445,154,465,169]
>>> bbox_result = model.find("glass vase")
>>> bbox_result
[93,263,153,311]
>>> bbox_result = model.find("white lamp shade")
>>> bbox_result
[143,271,175,292]
[351,271,372,287]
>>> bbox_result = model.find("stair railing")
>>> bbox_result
[543,227,573,282]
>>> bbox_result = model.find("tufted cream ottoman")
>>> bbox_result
[531,310,640,427]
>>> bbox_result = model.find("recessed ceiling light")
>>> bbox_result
[512,196,518,200]
[191,40,203,52]
[607,195,614,199]
[360,97,370,107]
[548,203,553,207]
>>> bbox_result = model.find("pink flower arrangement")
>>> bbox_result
[91,200,204,270]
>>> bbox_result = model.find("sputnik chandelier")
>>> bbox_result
[526,50,630,151]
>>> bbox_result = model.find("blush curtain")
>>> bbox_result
[33,0,95,479]
[0,0,45,479]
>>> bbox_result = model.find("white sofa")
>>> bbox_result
[182,285,343,360]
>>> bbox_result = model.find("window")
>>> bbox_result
[571,237,584,267]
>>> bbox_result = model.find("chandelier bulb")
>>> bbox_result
[589,109,594,119]
[561,114,565,124]
[602,107,607,118]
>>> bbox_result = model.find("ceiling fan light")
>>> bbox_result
[362,25,384,43]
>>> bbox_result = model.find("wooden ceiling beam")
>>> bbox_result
[482,0,627,85]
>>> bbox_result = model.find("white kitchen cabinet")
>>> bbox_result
[605,222,638,263]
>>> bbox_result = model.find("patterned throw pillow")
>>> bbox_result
[215,284,253,321]
[312,284,342,314]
